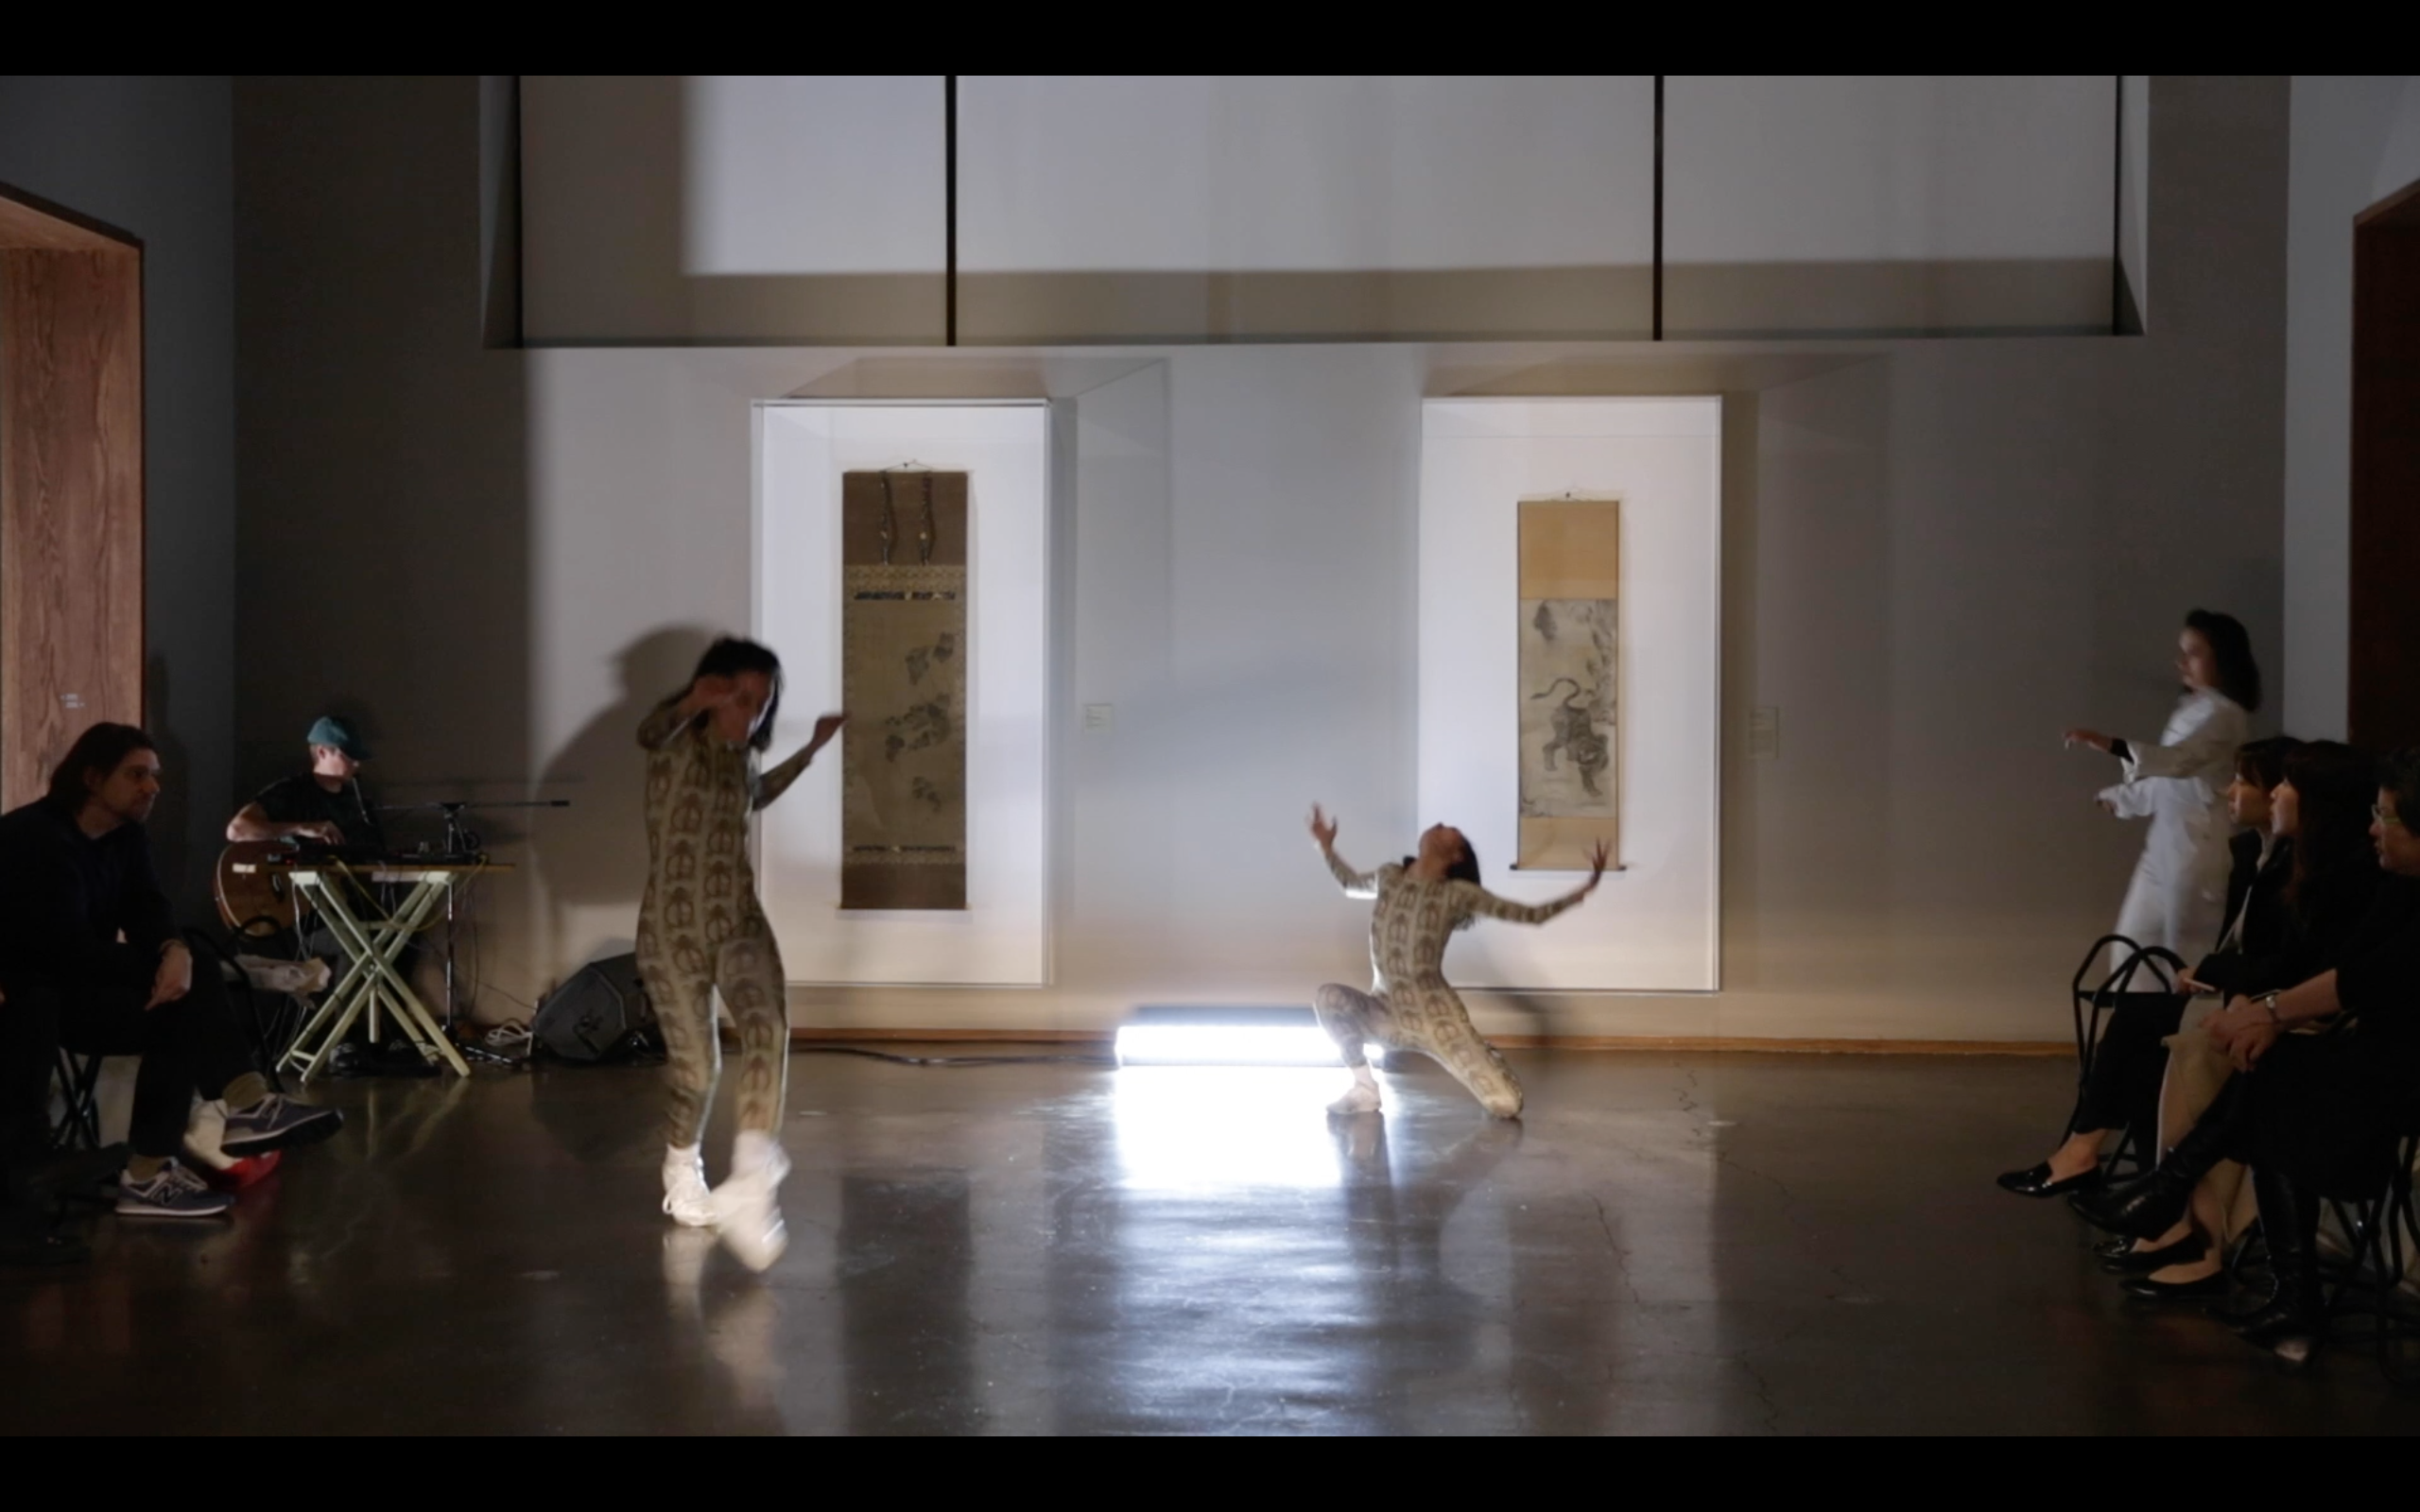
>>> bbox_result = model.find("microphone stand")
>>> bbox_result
[375,798,572,1050]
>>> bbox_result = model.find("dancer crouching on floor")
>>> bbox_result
[638,638,844,1271]
[1307,805,1607,1119]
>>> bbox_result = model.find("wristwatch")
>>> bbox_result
[2258,991,2283,1024]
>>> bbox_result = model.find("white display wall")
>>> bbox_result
[1418,398,1721,992]
[754,402,1051,985]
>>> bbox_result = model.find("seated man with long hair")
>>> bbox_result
[0,724,343,1232]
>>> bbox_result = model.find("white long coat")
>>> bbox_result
[2099,687,2249,961]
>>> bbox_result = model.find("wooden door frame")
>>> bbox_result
[0,179,146,810]
[2348,175,2420,756]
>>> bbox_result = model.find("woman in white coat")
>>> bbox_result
[2073,610,2262,961]
[1999,610,2261,1198]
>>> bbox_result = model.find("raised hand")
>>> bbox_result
[2064,728,2114,754]
[809,712,849,753]
[1307,803,1339,852]
[681,674,739,719]
[1582,839,1613,894]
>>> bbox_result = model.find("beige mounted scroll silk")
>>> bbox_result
[839,470,969,910]
[1517,497,1620,870]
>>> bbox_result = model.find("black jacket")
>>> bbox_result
[0,798,176,987]
[2333,875,2420,1051]
[2194,835,2384,1000]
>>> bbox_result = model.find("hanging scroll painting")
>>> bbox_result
[1516,497,1620,870]
[840,470,969,910]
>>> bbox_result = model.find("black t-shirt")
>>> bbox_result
[0,798,177,987]
[254,774,384,850]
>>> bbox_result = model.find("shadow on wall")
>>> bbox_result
[532,625,717,971]
[143,653,195,906]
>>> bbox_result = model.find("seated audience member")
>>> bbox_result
[227,714,382,850]
[2106,740,2386,1296]
[2077,747,2420,1359]
[0,724,343,1220]
[1998,737,2302,1199]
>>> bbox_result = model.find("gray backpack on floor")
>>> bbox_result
[532,954,657,1063]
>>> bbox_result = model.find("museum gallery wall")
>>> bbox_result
[755,402,1050,987]
[757,395,1711,994]
[1420,398,1722,993]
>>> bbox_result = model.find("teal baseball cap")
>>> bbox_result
[306,715,371,761]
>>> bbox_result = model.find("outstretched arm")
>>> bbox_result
[2118,695,2244,782]
[751,713,849,812]
[1461,839,1611,924]
[2071,696,2244,786]
[1308,803,1378,898]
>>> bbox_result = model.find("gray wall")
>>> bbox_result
[0,76,235,913]
[233,76,2290,1042]
[233,77,533,1006]
[2281,76,2420,738]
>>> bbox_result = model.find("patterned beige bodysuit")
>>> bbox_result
[636,694,816,1147]
[1313,850,1582,1119]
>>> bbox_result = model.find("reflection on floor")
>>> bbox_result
[9,1049,2420,1435]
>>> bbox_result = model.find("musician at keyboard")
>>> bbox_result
[221,715,429,1001]
[226,715,384,850]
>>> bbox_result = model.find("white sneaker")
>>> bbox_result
[1326,1082,1383,1116]
[662,1148,716,1228]
[711,1148,790,1273]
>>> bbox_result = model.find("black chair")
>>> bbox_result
[2070,935,2190,1178]
[47,1048,103,1151]
[2319,1121,2420,1383]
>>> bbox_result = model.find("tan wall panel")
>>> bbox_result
[1,246,145,807]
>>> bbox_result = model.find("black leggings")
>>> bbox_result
[2069,997,2187,1138]
[3,946,254,1160]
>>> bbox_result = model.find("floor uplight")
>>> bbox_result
[1112,1005,1345,1068]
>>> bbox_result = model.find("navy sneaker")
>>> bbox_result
[221,1094,344,1157]
[117,1160,234,1218]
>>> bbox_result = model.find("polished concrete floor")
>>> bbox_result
[9,1047,2420,1435]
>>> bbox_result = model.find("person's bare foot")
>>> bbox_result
[1327,1083,1382,1116]
[2044,1148,2100,1181]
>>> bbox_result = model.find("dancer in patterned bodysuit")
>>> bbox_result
[1307,805,1606,1119]
[638,638,844,1271]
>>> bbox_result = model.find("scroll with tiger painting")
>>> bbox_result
[1516,497,1620,870]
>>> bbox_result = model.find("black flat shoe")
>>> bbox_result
[2100,1235,2206,1274]
[1996,1161,2103,1198]
[2070,1170,2192,1238]
[2118,1270,2228,1301]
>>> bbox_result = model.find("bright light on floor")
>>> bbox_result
[1113,1024,1345,1068]
[1112,1066,1352,1191]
